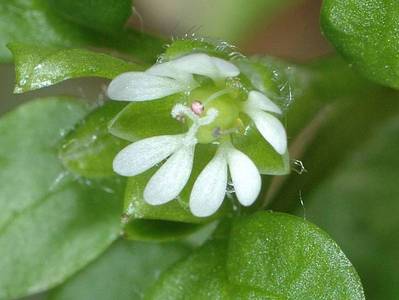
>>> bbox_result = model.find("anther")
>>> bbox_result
[191,101,204,116]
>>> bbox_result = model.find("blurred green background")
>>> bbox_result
[1,0,397,299]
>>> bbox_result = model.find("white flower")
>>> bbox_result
[107,53,240,102]
[109,52,288,218]
[113,104,218,205]
[243,90,287,155]
[189,141,261,217]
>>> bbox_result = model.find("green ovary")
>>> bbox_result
[190,89,241,144]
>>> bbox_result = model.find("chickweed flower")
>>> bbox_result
[108,52,288,217]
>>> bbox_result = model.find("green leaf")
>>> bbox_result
[298,114,399,299]
[47,0,132,34]
[48,240,191,300]
[0,98,124,299]
[321,0,399,89]
[59,101,128,178]
[122,220,202,242]
[148,212,364,299]
[109,95,187,142]
[0,0,163,64]
[9,43,142,93]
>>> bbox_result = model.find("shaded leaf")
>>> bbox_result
[47,0,132,34]
[0,98,123,299]
[0,0,163,63]
[270,90,399,212]
[300,114,399,299]
[48,240,190,300]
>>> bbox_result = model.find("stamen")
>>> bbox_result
[220,127,240,135]
[171,103,197,122]
[182,108,219,145]
[191,101,204,115]
[212,127,222,138]
[198,108,218,126]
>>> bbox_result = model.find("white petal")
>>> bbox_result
[246,110,287,155]
[107,72,187,101]
[169,53,240,80]
[144,144,195,205]
[245,90,282,114]
[146,62,195,85]
[113,135,183,176]
[226,147,261,206]
[189,151,228,217]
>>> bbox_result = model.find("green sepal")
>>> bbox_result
[162,38,234,61]
[231,120,290,175]
[9,43,143,93]
[122,219,203,242]
[236,57,298,111]
[59,101,128,178]
[108,94,187,142]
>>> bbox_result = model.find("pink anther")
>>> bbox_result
[191,101,204,115]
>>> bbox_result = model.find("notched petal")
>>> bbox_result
[245,90,282,114]
[246,110,287,155]
[227,147,261,206]
[113,135,183,176]
[107,72,188,101]
[169,53,240,80]
[189,151,228,217]
[144,144,195,205]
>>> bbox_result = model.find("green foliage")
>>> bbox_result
[48,240,191,300]
[0,98,124,299]
[4,8,396,296]
[300,114,399,299]
[0,0,163,64]
[9,43,142,93]
[47,0,132,34]
[148,212,364,299]
[321,0,399,89]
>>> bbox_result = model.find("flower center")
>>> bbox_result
[189,88,241,144]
